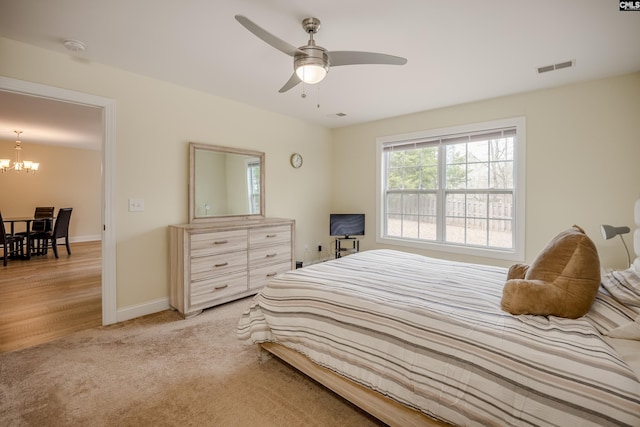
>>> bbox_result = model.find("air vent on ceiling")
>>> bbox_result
[327,113,347,118]
[537,60,575,74]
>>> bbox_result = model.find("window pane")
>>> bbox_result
[403,193,419,215]
[387,167,404,189]
[446,164,466,189]
[467,162,488,189]
[468,140,488,162]
[446,193,466,218]
[488,194,512,220]
[403,166,421,189]
[387,193,402,214]
[446,143,466,165]
[386,214,402,237]
[445,217,465,244]
[467,221,488,246]
[490,161,513,189]
[388,151,404,168]
[445,193,466,243]
[490,138,513,161]
[419,165,438,189]
[418,215,437,240]
[419,193,437,216]
[403,149,421,165]
[466,194,487,218]
[488,219,512,248]
[467,194,487,246]
[488,195,513,247]
[403,215,419,238]
[420,147,438,166]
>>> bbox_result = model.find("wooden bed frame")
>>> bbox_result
[260,342,452,427]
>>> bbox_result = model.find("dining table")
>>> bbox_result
[3,216,54,260]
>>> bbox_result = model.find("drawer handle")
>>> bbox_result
[214,262,229,267]
[266,272,278,277]
[265,253,277,258]
[213,240,229,245]
[266,234,277,238]
[213,284,229,291]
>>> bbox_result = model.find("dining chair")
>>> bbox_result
[16,206,55,256]
[38,208,73,258]
[0,211,25,266]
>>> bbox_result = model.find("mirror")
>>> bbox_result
[189,142,265,223]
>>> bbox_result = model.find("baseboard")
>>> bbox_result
[69,235,102,243]
[116,297,171,323]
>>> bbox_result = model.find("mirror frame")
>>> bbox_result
[189,142,265,223]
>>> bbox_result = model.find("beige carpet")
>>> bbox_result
[0,297,384,426]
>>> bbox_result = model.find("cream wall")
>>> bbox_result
[0,143,101,240]
[0,37,332,311]
[331,72,640,270]
[3,34,638,318]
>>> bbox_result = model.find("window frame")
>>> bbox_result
[376,117,526,261]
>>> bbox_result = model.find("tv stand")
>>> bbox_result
[335,237,359,259]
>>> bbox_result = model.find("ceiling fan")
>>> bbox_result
[235,15,407,93]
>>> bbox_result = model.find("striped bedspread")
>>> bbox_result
[237,249,640,426]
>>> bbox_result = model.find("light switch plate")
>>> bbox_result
[128,198,144,212]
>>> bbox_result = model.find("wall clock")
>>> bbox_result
[290,153,303,169]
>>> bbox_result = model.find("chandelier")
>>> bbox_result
[1,131,39,173]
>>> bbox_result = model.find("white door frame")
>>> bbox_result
[0,76,117,325]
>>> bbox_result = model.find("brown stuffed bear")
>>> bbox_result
[501,225,601,319]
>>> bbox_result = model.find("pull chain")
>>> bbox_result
[300,82,320,108]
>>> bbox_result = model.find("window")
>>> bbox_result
[376,117,525,261]
[247,160,260,214]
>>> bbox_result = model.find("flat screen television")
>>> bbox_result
[330,213,365,238]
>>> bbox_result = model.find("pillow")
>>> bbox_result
[584,269,640,334]
[600,267,640,307]
[607,315,640,340]
[501,225,601,318]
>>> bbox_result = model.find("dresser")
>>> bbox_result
[169,218,295,318]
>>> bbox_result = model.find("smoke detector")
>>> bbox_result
[63,39,86,52]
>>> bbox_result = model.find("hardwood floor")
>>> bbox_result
[0,241,102,353]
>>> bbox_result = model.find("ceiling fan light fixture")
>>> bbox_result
[296,63,328,84]
[294,46,329,84]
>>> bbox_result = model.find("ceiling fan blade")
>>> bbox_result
[328,51,407,67]
[235,15,304,57]
[278,73,301,93]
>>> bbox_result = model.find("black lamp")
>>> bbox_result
[601,224,631,268]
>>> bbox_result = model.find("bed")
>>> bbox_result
[238,233,640,426]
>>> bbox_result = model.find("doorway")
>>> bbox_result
[0,76,116,326]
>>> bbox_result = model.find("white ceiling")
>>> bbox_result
[0,0,639,149]
[0,90,103,150]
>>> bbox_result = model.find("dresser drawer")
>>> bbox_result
[249,261,292,290]
[249,243,291,267]
[190,230,247,257]
[249,225,291,247]
[190,271,248,307]
[169,218,294,318]
[191,251,247,281]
